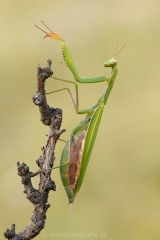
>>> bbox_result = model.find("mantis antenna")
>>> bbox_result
[113,42,119,58]
[114,43,126,58]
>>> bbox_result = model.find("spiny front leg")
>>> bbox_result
[35,21,112,84]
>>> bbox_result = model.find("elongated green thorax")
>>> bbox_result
[104,67,118,105]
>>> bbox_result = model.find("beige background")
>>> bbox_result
[0,1,160,239]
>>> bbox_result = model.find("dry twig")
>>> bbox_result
[4,60,65,239]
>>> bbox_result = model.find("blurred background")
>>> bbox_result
[0,1,160,239]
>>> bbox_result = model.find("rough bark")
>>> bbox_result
[4,60,65,239]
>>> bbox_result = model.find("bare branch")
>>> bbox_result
[4,60,65,239]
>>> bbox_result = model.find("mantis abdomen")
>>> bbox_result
[60,105,104,204]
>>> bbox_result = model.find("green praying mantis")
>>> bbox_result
[35,21,125,204]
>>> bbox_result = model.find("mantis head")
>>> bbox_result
[104,43,126,68]
[104,58,117,68]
